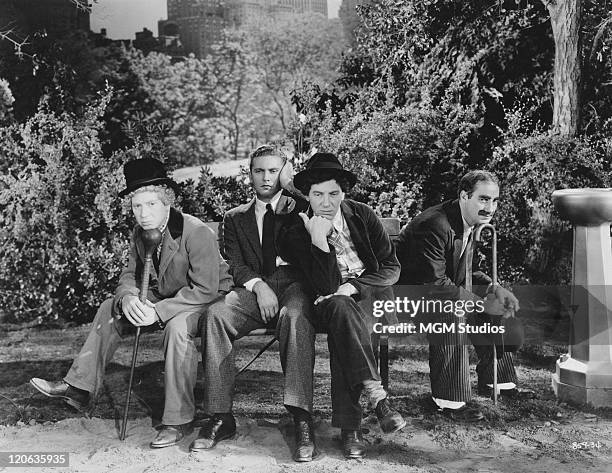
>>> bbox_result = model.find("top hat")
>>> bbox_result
[293,152,357,194]
[119,158,181,198]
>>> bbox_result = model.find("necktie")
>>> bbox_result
[327,228,345,255]
[464,232,473,291]
[262,203,276,276]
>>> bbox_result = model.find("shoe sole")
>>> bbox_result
[29,380,87,411]
[150,425,194,449]
[344,452,366,460]
[380,417,407,434]
[189,432,236,452]
[294,448,320,462]
[150,437,183,449]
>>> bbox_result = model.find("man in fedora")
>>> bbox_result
[30,157,233,448]
[277,152,406,460]
[396,170,533,422]
[193,144,318,462]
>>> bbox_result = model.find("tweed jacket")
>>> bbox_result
[396,199,491,301]
[113,208,233,323]
[221,191,308,287]
[278,199,400,305]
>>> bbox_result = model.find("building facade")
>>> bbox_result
[163,0,328,57]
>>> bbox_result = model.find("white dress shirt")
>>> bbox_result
[244,191,288,292]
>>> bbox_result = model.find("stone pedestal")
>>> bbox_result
[551,188,612,407]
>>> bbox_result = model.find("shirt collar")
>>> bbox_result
[158,212,170,235]
[332,208,344,233]
[255,191,283,213]
[461,215,473,236]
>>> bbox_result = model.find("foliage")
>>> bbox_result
[243,13,347,132]
[0,81,256,325]
[0,29,157,157]
[299,82,486,215]
[0,78,14,122]
[179,169,252,222]
[489,129,612,284]
[0,91,130,324]
[126,49,218,165]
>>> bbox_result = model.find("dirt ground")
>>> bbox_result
[1,300,612,473]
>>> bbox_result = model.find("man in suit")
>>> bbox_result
[193,145,318,462]
[278,153,406,460]
[396,170,533,422]
[30,158,232,447]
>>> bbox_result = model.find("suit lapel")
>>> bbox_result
[239,198,263,267]
[447,200,468,285]
[158,208,183,281]
[342,201,376,271]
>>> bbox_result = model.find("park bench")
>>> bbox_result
[204,217,401,390]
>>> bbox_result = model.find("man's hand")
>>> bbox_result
[491,286,520,312]
[314,283,358,305]
[121,295,158,327]
[299,212,333,251]
[253,280,279,323]
[483,294,507,317]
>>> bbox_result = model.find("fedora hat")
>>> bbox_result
[119,158,181,198]
[293,152,357,194]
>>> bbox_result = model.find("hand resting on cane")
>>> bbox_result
[121,294,158,326]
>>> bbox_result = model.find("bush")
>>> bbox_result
[306,96,485,222]
[489,132,612,284]
[179,167,252,222]
[0,79,258,326]
[0,93,130,325]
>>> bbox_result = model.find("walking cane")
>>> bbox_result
[236,307,285,376]
[474,224,499,406]
[120,228,162,440]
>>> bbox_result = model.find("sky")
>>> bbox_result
[91,0,341,39]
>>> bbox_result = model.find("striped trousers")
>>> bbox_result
[427,311,518,402]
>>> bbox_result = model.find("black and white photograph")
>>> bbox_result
[0,1,611,472]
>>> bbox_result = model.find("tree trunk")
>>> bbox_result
[544,0,582,137]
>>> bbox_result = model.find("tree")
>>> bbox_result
[243,13,347,132]
[204,29,252,160]
[543,0,582,137]
[126,50,218,165]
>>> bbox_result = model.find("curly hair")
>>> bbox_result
[127,184,176,206]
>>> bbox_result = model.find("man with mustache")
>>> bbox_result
[396,170,533,422]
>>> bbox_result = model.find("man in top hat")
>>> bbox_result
[193,144,318,462]
[396,170,533,422]
[30,157,233,448]
[277,152,406,460]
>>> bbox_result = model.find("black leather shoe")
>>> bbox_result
[440,404,484,422]
[375,397,407,434]
[341,429,366,459]
[478,385,536,400]
[150,423,193,448]
[293,418,318,462]
[189,414,236,452]
[30,378,89,411]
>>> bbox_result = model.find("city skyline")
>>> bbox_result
[91,0,341,39]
